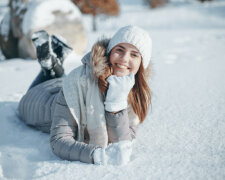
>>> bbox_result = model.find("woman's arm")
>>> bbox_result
[50,90,99,163]
[105,109,137,143]
[104,74,138,143]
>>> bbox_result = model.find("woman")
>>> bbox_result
[18,25,152,165]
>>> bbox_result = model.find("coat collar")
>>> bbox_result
[90,39,110,80]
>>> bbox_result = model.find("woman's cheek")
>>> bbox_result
[132,62,141,74]
[109,54,117,65]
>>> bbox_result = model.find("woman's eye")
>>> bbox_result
[116,48,123,52]
[131,53,138,57]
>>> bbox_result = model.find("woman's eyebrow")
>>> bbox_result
[118,45,139,54]
[118,45,125,49]
[131,50,139,54]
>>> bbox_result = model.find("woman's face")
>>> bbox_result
[109,43,142,77]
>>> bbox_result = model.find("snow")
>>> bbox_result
[0,0,10,43]
[31,31,49,47]
[0,0,225,179]
[22,0,81,34]
[0,11,10,42]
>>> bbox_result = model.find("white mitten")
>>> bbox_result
[116,140,132,165]
[104,73,135,112]
[93,141,132,166]
[105,140,132,166]
[93,148,106,165]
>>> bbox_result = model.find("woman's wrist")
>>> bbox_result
[106,110,121,114]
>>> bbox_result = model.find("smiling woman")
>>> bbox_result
[18,25,153,165]
[109,43,142,76]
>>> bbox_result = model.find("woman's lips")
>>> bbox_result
[116,63,129,69]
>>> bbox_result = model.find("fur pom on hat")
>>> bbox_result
[107,25,152,69]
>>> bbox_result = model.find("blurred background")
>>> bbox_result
[0,0,224,61]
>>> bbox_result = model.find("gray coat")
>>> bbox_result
[18,40,138,164]
[18,78,136,164]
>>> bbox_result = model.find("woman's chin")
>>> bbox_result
[113,70,129,77]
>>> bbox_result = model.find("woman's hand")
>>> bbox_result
[104,73,135,112]
[93,140,132,165]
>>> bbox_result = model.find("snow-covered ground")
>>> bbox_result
[0,0,225,179]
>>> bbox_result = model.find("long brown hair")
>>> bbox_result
[98,58,152,123]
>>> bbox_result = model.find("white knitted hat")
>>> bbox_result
[107,25,152,69]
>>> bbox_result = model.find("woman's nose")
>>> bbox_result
[120,52,129,63]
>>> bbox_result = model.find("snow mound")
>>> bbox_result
[22,0,81,34]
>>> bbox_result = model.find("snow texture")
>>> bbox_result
[32,31,49,47]
[0,11,10,42]
[0,0,225,179]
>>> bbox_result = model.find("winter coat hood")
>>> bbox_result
[81,39,110,81]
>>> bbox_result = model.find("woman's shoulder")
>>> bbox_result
[63,38,111,85]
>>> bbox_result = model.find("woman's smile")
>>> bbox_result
[116,63,129,69]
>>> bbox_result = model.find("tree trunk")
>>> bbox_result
[92,15,97,31]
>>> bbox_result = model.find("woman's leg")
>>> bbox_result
[28,70,54,90]
[29,30,72,90]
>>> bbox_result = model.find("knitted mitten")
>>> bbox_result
[104,73,135,112]
[93,140,132,165]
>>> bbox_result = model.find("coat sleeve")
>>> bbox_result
[105,109,138,143]
[50,89,99,164]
